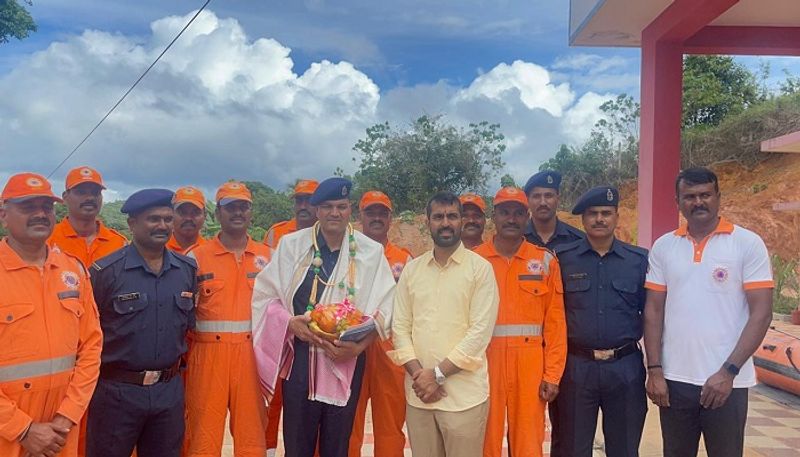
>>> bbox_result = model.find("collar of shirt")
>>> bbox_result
[58,217,115,241]
[673,217,734,238]
[571,237,629,259]
[480,237,532,260]
[0,238,60,271]
[123,244,182,274]
[525,217,571,240]
[424,241,467,268]
[209,234,259,256]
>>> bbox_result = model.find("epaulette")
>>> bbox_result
[554,239,583,256]
[172,251,198,269]
[91,246,128,271]
[620,242,649,258]
[565,224,586,238]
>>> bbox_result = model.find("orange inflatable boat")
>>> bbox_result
[754,327,800,396]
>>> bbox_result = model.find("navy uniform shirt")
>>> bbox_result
[90,244,197,371]
[292,230,338,316]
[524,218,584,252]
[555,238,647,350]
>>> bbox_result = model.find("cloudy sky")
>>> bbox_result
[0,0,797,199]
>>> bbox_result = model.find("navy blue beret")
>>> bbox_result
[309,177,352,205]
[524,170,561,195]
[121,188,175,215]
[571,186,619,215]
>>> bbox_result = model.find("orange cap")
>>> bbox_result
[359,190,393,211]
[459,193,486,213]
[173,186,205,210]
[493,186,528,207]
[293,179,319,196]
[65,166,105,190]
[2,172,63,203]
[215,181,252,205]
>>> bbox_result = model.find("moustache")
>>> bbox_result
[369,221,385,227]
[591,224,608,229]
[691,206,709,214]
[464,223,481,230]
[80,201,97,208]
[502,224,520,230]
[28,218,51,227]
[150,230,170,237]
[180,221,196,229]
[437,228,454,236]
[536,206,551,211]
[297,209,311,217]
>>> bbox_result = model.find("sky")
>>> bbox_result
[1,0,798,200]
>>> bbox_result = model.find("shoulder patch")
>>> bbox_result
[91,246,128,270]
[621,242,648,258]
[554,240,582,256]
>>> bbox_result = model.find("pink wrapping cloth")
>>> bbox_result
[253,298,357,406]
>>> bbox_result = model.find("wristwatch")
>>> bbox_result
[434,366,446,385]
[723,361,740,376]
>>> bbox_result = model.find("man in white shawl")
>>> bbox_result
[252,177,396,457]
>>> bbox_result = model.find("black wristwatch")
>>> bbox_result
[723,361,740,376]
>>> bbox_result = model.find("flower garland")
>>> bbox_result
[307,221,357,312]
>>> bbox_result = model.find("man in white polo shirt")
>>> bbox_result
[643,167,773,457]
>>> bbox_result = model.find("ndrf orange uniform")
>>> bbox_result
[0,240,103,456]
[184,236,270,456]
[474,240,567,457]
[166,235,206,255]
[263,218,297,249]
[48,218,127,267]
[348,242,411,457]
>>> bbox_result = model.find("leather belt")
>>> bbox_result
[568,341,639,361]
[100,361,181,386]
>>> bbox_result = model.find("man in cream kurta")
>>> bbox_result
[251,177,396,457]
[389,191,499,457]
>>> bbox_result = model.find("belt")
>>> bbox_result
[195,319,251,333]
[493,324,542,338]
[0,355,77,383]
[568,341,639,361]
[100,361,181,386]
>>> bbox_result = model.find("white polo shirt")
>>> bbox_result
[645,218,773,388]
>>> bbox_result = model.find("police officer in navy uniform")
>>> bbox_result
[86,189,197,457]
[523,170,584,251]
[549,186,648,457]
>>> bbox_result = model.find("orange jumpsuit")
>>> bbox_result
[48,218,127,267]
[184,236,270,457]
[166,235,206,255]
[474,240,567,457]
[261,218,297,449]
[0,240,103,457]
[263,219,297,249]
[47,217,125,457]
[348,242,412,457]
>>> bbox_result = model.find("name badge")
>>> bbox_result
[568,272,588,280]
[181,291,194,298]
[117,292,140,301]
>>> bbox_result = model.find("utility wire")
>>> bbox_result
[47,0,213,178]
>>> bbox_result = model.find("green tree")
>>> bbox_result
[0,0,36,44]
[500,174,517,188]
[242,180,293,240]
[682,55,759,129]
[350,115,506,212]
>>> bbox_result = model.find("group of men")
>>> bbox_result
[0,163,773,457]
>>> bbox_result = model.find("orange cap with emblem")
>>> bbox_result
[2,172,63,203]
[359,190,393,211]
[173,186,206,210]
[493,186,528,207]
[459,193,486,213]
[293,179,319,196]
[216,181,252,205]
[65,166,106,190]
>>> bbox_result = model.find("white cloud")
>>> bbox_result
[0,10,619,198]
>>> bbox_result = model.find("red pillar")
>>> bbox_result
[637,39,682,247]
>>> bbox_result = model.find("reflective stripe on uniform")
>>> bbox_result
[492,324,543,337]
[195,320,252,333]
[0,354,77,382]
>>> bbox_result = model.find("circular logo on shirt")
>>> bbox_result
[391,262,405,279]
[527,259,544,275]
[254,255,269,270]
[712,266,729,283]
[61,271,80,289]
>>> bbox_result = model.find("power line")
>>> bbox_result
[47,0,213,178]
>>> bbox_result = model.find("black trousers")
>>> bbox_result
[86,376,185,457]
[282,340,367,457]
[659,379,749,457]
[550,350,647,457]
